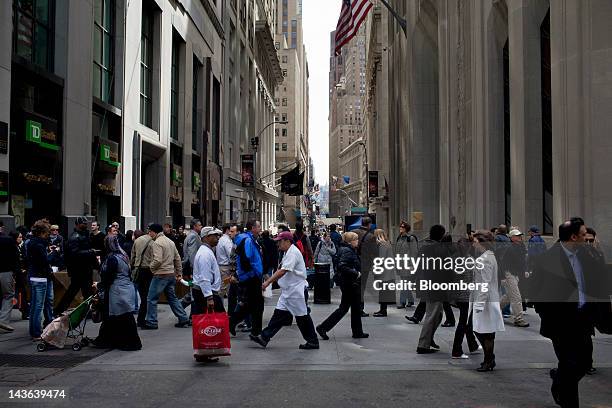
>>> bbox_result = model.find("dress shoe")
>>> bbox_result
[299,342,319,350]
[141,325,158,330]
[514,321,530,328]
[406,302,414,308]
[430,341,440,350]
[229,325,237,336]
[441,321,455,327]
[174,321,191,328]
[476,360,496,372]
[360,311,369,317]
[0,322,15,332]
[249,334,268,348]
[405,316,420,324]
[417,347,438,354]
[586,367,596,375]
[352,333,369,339]
[316,326,329,340]
[373,311,387,317]
[396,304,406,309]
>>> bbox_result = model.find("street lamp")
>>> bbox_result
[336,185,358,215]
[251,120,289,221]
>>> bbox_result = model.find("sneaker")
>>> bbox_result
[372,311,387,317]
[0,322,15,332]
[514,321,530,328]
[417,347,438,354]
[249,334,268,348]
[430,340,440,350]
[175,321,191,328]
[502,314,512,319]
[360,311,369,317]
[396,304,406,309]
[299,342,319,350]
[451,353,469,359]
[240,326,252,333]
[470,345,483,354]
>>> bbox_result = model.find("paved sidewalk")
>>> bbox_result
[1,289,611,407]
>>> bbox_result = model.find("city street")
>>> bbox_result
[1,290,611,407]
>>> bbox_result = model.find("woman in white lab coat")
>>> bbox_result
[470,230,505,372]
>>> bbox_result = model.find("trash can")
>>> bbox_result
[313,263,331,304]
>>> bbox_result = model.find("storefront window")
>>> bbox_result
[13,0,54,71]
[93,0,114,103]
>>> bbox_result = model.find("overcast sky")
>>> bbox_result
[303,0,342,185]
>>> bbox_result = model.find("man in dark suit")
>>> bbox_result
[531,217,607,407]
[354,217,377,316]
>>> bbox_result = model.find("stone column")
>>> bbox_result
[0,0,12,228]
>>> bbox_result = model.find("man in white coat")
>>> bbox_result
[249,231,319,350]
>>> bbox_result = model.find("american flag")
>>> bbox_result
[334,0,373,55]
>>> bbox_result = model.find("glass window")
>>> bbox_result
[13,0,54,70]
[282,128,287,137]
[275,143,279,151]
[140,4,154,127]
[282,143,287,151]
[192,56,201,151]
[93,0,114,103]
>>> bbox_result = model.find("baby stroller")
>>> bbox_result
[37,294,97,352]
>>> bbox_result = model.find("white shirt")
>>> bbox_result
[193,243,221,297]
[216,234,234,266]
[278,244,308,295]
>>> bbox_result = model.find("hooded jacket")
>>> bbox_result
[234,232,263,282]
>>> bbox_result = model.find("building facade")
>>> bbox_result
[328,26,366,217]
[1,0,284,234]
[222,0,283,230]
[363,0,612,249]
[274,0,309,226]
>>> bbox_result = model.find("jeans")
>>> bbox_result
[229,277,264,336]
[136,268,153,326]
[0,272,15,324]
[145,276,189,327]
[29,280,54,338]
[451,302,479,355]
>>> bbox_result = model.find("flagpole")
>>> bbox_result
[377,0,407,36]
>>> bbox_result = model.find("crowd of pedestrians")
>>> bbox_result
[0,213,609,407]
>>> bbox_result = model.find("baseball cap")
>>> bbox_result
[509,229,523,237]
[200,227,223,237]
[528,225,540,234]
[274,231,293,241]
[75,216,88,225]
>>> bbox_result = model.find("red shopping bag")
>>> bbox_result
[192,311,231,358]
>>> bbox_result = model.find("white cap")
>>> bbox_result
[200,227,223,238]
[508,229,523,237]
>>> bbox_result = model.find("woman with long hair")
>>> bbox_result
[316,232,368,339]
[26,220,53,340]
[92,234,142,350]
[470,230,505,371]
[373,229,395,317]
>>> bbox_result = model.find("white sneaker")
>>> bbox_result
[451,354,469,359]
[470,346,483,354]
[0,322,15,332]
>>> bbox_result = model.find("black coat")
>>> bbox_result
[65,229,97,276]
[25,236,53,280]
[531,242,610,338]
[337,242,361,285]
[415,239,454,302]
[0,234,18,273]
[261,236,279,271]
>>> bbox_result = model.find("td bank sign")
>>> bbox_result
[25,120,60,151]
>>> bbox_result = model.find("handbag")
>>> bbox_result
[192,310,231,358]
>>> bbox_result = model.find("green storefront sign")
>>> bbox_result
[26,120,59,151]
[100,143,120,167]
